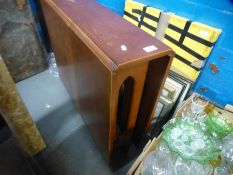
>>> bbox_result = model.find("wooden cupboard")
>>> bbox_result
[41,0,174,164]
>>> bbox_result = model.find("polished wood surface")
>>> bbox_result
[133,56,173,143]
[41,0,174,164]
[42,0,172,68]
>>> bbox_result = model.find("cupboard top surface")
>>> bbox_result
[45,0,172,67]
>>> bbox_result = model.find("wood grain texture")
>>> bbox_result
[133,56,174,143]
[43,0,172,68]
[41,0,174,164]
[0,57,46,156]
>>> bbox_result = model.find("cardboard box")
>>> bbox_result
[128,94,233,175]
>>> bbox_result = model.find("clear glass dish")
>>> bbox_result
[141,151,175,175]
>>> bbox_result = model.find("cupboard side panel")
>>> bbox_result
[42,2,112,161]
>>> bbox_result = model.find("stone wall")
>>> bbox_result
[0,0,48,82]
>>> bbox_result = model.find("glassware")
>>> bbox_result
[205,103,215,115]
[156,141,177,163]
[191,96,208,114]
[141,151,175,175]
[182,96,208,120]
[162,118,219,164]
[221,134,233,165]
[48,52,59,78]
[210,156,222,169]
[157,141,171,154]
[174,157,212,175]
[214,162,231,175]
[205,114,233,140]
[190,160,212,175]
[174,157,191,175]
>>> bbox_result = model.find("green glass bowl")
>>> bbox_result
[162,118,220,164]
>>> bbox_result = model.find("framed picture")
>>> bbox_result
[148,71,193,138]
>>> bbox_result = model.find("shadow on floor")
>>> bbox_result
[0,138,36,175]
[35,101,133,175]
[1,70,137,175]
